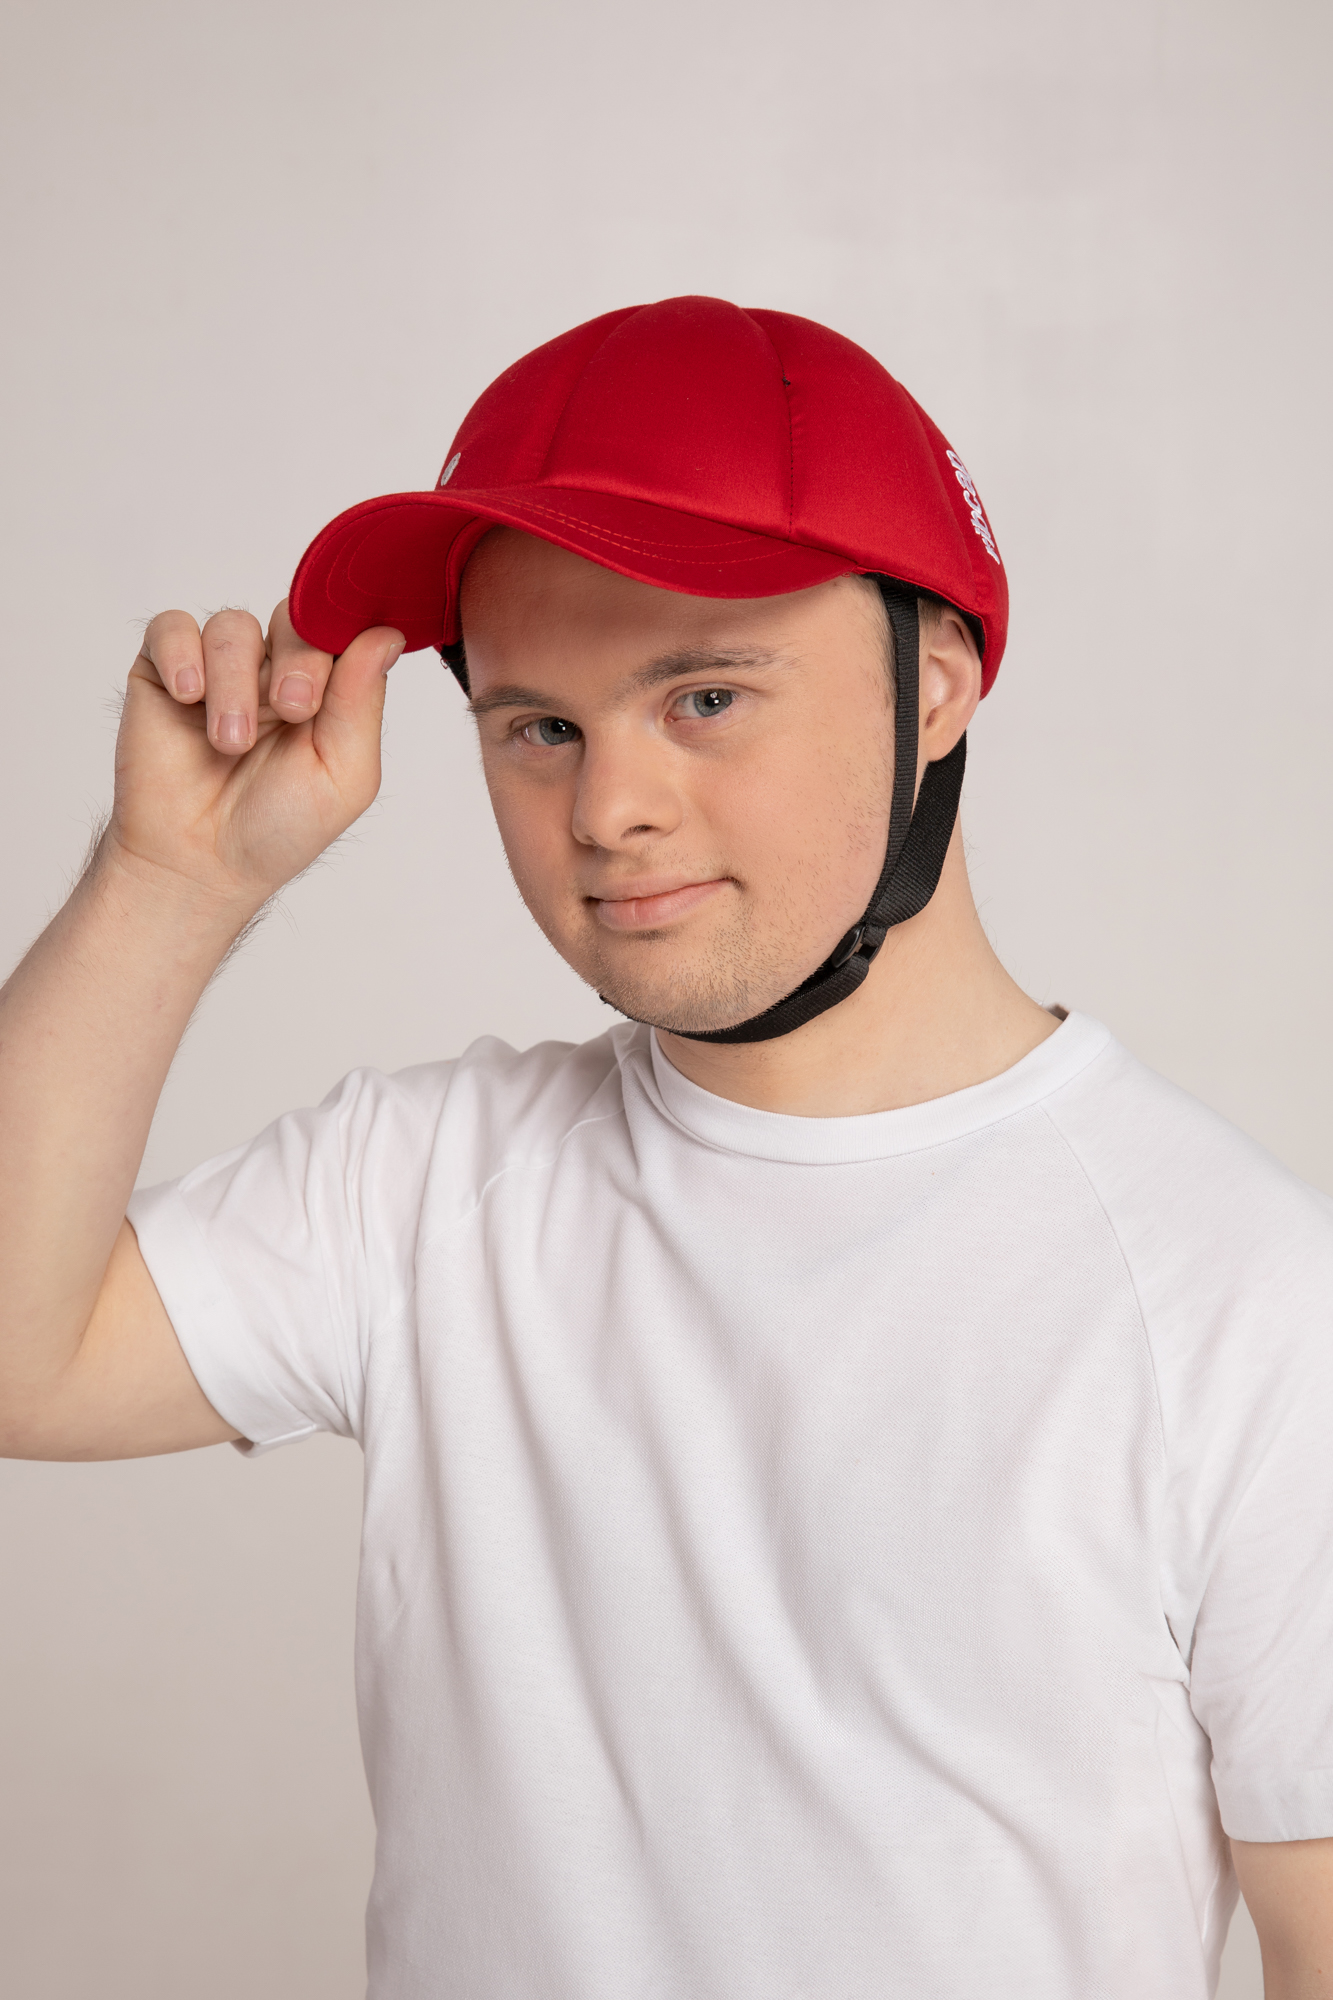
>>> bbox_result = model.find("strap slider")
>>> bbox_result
[829,924,865,969]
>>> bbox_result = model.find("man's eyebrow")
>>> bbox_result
[625,646,789,694]
[468,683,556,717]
[467,647,791,718]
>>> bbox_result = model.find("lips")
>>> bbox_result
[589,878,729,932]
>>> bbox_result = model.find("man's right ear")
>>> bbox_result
[920,610,982,761]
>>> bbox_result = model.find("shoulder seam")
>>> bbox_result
[433,1103,630,1237]
[1038,1101,1180,1653]
[1038,1102,1164,1436]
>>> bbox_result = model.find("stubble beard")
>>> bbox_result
[575,783,892,1035]
[517,858,863,1035]
[578,888,810,1034]
[503,730,894,1035]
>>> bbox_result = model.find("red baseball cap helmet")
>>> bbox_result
[289,295,1008,694]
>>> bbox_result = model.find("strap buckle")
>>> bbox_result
[829,924,865,969]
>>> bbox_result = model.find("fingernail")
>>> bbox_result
[274,673,314,710]
[216,712,251,752]
[381,639,404,675]
[176,667,202,699]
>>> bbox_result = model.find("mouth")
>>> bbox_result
[588,877,731,933]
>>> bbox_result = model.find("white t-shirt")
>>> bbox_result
[128,1012,1333,2000]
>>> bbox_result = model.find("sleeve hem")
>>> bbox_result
[128,1180,327,1453]
[229,1424,320,1458]
[1215,1765,1333,1842]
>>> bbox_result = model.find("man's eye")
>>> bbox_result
[682,689,734,718]
[522,716,581,746]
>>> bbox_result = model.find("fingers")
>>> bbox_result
[200,608,266,754]
[137,609,205,703]
[134,600,401,765]
[266,599,335,724]
[311,624,405,789]
[138,608,265,755]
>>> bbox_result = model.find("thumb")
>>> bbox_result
[311,626,405,785]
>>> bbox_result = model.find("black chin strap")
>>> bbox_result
[663,577,966,1045]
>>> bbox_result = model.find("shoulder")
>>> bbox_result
[422,1025,632,1157]
[1041,1028,1333,1394]
[312,1026,628,1139]
[1043,1030,1333,1270]
[332,1025,637,1214]
[168,1030,638,1241]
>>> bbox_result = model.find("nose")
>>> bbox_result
[570,727,685,851]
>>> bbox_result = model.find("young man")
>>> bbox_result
[1,297,1329,1999]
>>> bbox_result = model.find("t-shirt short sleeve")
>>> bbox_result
[1046,1044,1333,1844]
[127,1062,455,1452]
[1183,1288,1333,1842]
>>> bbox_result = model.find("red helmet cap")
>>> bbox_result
[289,296,1009,693]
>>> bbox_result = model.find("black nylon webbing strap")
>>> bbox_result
[668,578,966,1045]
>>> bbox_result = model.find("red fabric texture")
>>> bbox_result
[289,296,1009,691]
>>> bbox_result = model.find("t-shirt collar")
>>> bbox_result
[632,1011,1113,1165]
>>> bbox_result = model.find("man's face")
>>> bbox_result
[462,529,897,1035]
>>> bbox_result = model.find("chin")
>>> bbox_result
[533,891,834,1036]
[578,934,803,1037]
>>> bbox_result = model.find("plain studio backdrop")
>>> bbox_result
[1,0,1329,1993]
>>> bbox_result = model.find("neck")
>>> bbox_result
[655,827,1059,1117]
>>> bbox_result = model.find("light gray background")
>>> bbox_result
[1,0,1327,1992]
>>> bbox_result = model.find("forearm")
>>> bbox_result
[0,838,258,1429]
[1233,1838,1333,1999]
[0,600,392,1457]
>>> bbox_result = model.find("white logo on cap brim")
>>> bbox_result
[438,452,461,488]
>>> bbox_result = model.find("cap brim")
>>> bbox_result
[288,485,858,656]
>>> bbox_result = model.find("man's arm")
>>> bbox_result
[0,601,403,1460]
[1233,1838,1333,1998]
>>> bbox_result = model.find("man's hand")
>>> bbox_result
[1233,1837,1333,1998]
[0,601,405,1461]
[112,600,404,910]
